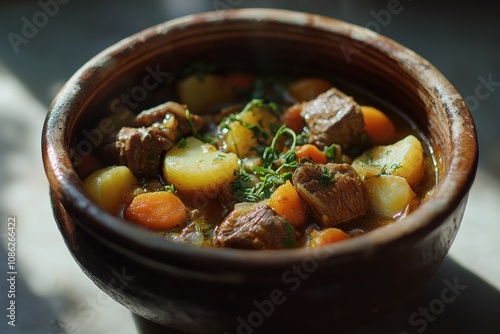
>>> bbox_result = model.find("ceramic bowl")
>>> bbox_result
[42,8,477,334]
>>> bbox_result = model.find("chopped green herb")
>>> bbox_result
[379,164,388,175]
[391,163,402,171]
[164,184,177,193]
[185,109,198,137]
[295,133,309,146]
[324,144,337,160]
[232,171,256,202]
[194,221,214,238]
[283,222,298,248]
[177,138,188,148]
[318,167,335,187]
[213,154,226,161]
[360,154,380,167]
[231,125,299,202]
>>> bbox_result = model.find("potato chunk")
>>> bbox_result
[176,74,236,114]
[363,175,418,218]
[223,103,280,157]
[163,137,239,193]
[83,166,138,214]
[352,135,425,187]
[287,78,332,102]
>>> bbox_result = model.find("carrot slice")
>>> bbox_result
[361,106,396,145]
[282,104,306,133]
[295,144,328,164]
[269,181,307,228]
[225,73,255,89]
[309,228,351,248]
[124,191,187,230]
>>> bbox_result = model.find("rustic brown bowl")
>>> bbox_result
[42,8,477,334]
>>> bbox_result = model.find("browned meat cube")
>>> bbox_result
[131,101,204,136]
[108,125,176,176]
[300,88,364,148]
[293,163,367,227]
[216,204,295,250]
[102,101,205,176]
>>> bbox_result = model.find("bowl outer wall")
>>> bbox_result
[42,9,477,280]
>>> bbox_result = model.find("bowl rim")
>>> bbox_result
[42,8,478,268]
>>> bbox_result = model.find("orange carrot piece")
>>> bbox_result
[282,104,306,133]
[361,106,396,145]
[309,228,351,248]
[295,144,328,164]
[269,181,306,227]
[225,73,255,89]
[124,191,187,230]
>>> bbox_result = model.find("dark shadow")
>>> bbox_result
[344,256,500,334]
[0,243,67,334]
[132,256,500,334]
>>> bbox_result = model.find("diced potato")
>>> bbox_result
[223,105,280,157]
[287,78,332,102]
[363,175,419,218]
[83,166,138,214]
[163,137,239,193]
[176,74,237,114]
[352,135,425,187]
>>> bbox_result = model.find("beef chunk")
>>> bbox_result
[300,88,364,148]
[131,101,204,136]
[216,204,294,250]
[106,125,176,176]
[102,101,205,176]
[292,163,367,227]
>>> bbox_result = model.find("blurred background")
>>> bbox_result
[0,1,499,333]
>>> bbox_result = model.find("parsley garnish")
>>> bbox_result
[391,163,402,171]
[283,222,298,248]
[318,167,336,187]
[177,138,188,148]
[232,125,299,202]
[232,170,256,202]
[185,108,198,136]
[164,184,177,193]
[324,143,337,160]
[213,154,226,161]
